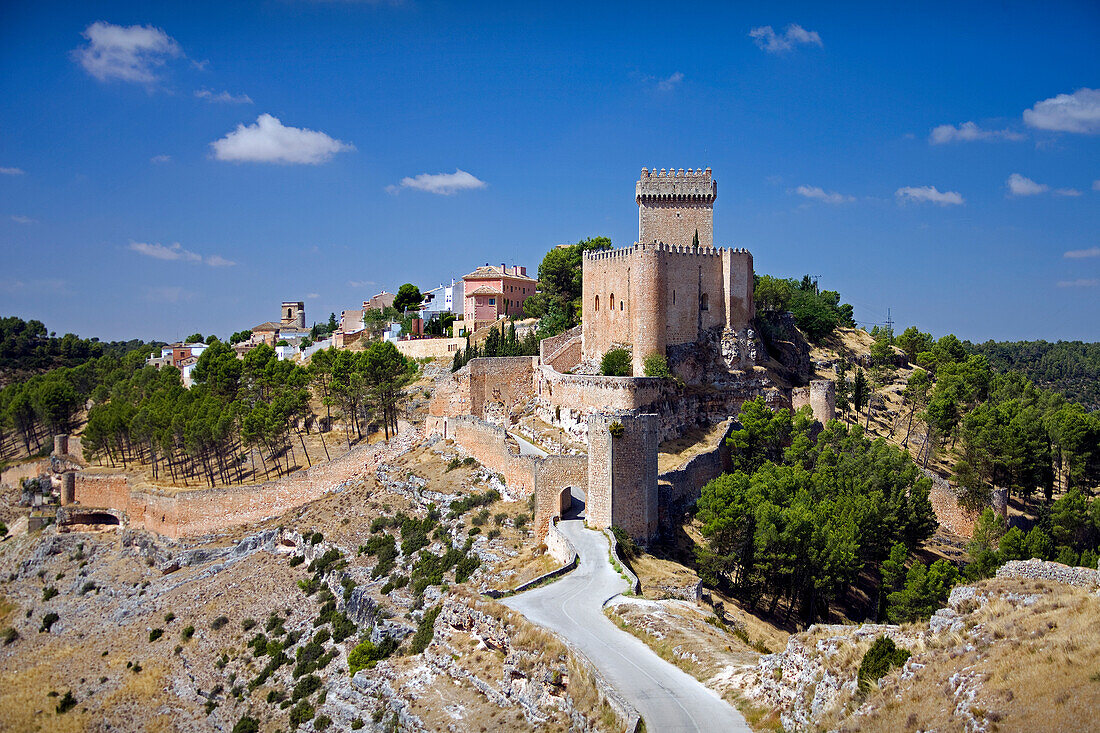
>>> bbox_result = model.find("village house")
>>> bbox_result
[462,264,537,333]
[146,341,208,370]
[249,301,309,347]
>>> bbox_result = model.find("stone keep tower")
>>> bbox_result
[281,301,305,329]
[636,167,717,248]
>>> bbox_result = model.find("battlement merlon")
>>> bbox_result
[636,167,717,203]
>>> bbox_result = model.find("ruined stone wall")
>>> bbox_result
[429,357,537,424]
[791,379,837,425]
[586,413,659,544]
[657,421,735,532]
[70,437,384,538]
[394,337,465,360]
[432,414,587,542]
[722,249,755,328]
[539,325,583,373]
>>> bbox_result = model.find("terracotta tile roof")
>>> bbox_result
[463,265,537,282]
[467,285,503,296]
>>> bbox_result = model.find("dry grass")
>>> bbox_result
[832,578,1100,732]
[657,420,731,474]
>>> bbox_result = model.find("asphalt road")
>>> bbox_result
[503,519,751,733]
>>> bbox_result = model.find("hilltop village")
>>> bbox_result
[1,168,1098,733]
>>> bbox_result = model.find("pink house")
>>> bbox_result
[462,263,538,332]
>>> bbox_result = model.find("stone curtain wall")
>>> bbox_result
[428,366,472,418]
[466,357,538,422]
[657,421,735,532]
[430,415,587,542]
[539,325,583,373]
[71,436,393,538]
[581,248,638,365]
[394,337,465,360]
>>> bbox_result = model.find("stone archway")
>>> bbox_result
[562,486,586,520]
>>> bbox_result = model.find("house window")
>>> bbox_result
[488,298,496,306]
[700,293,709,311]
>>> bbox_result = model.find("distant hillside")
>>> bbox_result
[964,339,1100,411]
[0,316,148,387]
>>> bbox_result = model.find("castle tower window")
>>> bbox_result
[609,293,615,310]
[672,290,676,305]
[595,295,600,311]
[700,292,709,311]
[620,300,624,311]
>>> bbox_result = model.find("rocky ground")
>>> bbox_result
[0,428,626,733]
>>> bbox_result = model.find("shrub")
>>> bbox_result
[181,625,195,641]
[494,512,507,526]
[291,674,322,701]
[164,612,175,623]
[0,522,6,537]
[42,586,59,602]
[2,627,18,645]
[231,715,259,733]
[487,529,501,540]
[857,636,910,693]
[468,526,481,536]
[309,532,323,545]
[610,525,640,560]
[454,555,481,583]
[446,458,462,472]
[288,701,315,730]
[600,348,631,376]
[211,616,229,631]
[642,353,672,378]
[351,719,364,730]
[409,606,442,655]
[56,690,77,714]
[314,714,332,731]
[40,612,59,632]
[472,509,490,526]
[289,555,304,567]
[266,689,286,704]
[513,514,528,530]
[80,582,96,595]
[241,618,257,631]
[348,636,398,675]
[149,629,163,642]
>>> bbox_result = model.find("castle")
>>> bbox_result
[430,167,836,546]
[584,168,754,374]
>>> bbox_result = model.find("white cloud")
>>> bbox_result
[195,89,253,104]
[211,114,354,164]
[150,154,172,164]
[1024,88,1100,134]
[1064,246,1100,259]
[1007,173,1049,196]
[1057,278,1099,288]
[129,241,234,267]
[397,169,487,195]
[1054,188,1082,197]
[895,186,964,206]
[205,254,236,267]
[0,167,24,175]
[656,72,684,92]
[348,280,376,288]
[11,215,36,224]
[307,293,320,299]
[750,24,822,53]
[74,21,182,83]
[794,185,854,204]
[929,121,1024,144]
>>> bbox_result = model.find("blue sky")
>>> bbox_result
[1,1,1098,343]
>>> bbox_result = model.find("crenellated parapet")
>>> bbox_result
[636,167,717,204]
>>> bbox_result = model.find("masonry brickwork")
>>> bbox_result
[791,379,837,425]
[637,167,716,248]
[585,412,660,542]
[67,434,404,538]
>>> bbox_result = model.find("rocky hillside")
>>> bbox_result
[732,559,1100,732]
[0,431,626,733]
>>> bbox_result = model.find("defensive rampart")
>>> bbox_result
[69,435,394,538]
[427,414,588,542]
[657,421,735,531]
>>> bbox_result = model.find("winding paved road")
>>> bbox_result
[503,519,750,732]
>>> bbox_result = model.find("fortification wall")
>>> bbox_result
[428,366,471,418]
[394,337,465,360]
[430,414,587,542]
[636,168,716,248]
[657,421,735,531]
[70,437,386,538]
[660,247,728,345]
[429,356,538,424]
